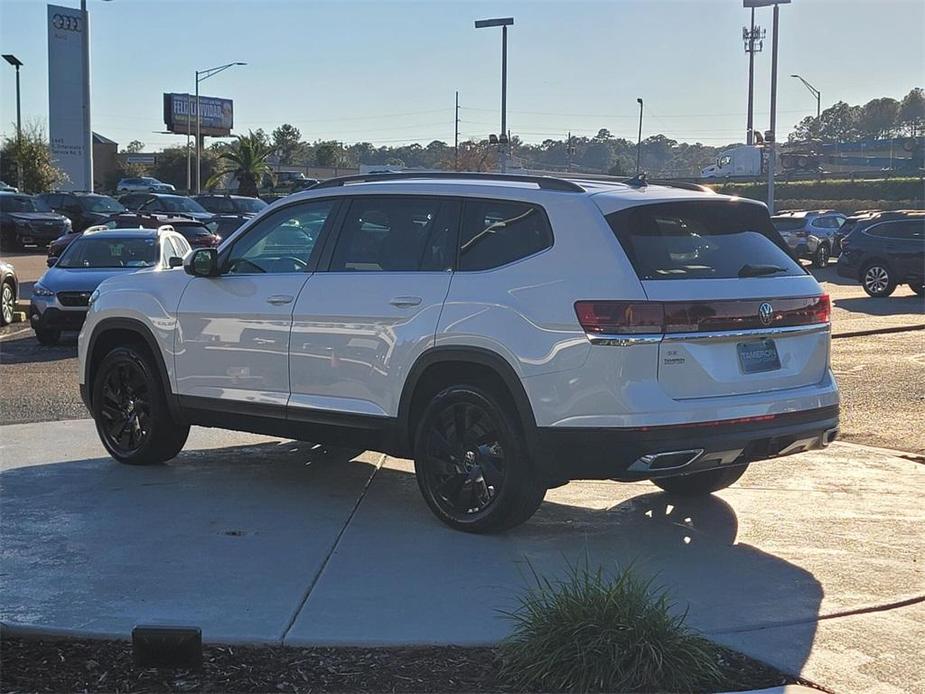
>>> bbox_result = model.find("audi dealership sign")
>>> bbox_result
[163,93,234,137]
[47,4,89,191]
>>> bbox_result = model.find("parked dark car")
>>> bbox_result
[38,191,127,232]
[192,194,267,235]
[0,192,72,250]
[48,213,221,259]
[1,257,18,326]
[837,211,925,297]
[117,192,157,211]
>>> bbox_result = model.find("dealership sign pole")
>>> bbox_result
[48,4,91,191]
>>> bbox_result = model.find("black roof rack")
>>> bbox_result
[309,171,585,192]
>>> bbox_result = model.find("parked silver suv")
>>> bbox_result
[771,210,847,268]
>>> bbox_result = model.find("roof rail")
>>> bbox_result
[649,180,716,194]
[309,171,585,192]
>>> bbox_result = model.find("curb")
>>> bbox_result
[832,323,924,339]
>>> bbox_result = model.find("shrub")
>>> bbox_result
[710,177,924,203]
[499,559,725,693]
[774,199,923,214]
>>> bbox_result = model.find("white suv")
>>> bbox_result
[78,173,839,533]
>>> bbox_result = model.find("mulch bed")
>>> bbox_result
[1,635,798,693]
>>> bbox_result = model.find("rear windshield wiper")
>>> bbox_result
[738,263,788,278]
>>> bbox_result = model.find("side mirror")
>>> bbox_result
[168,256,183,268]
[46,256,58,267]
[184,247,219,277]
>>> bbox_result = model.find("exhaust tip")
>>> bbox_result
[630,449,704,473]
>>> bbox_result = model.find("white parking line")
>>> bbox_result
[0,326,32,342]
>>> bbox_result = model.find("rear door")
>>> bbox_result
[607,201,829,400]
[288,195,457,418]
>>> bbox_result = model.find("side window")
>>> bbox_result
[458,199,553,271]
[226,199,336,274]
[329,197,457,272]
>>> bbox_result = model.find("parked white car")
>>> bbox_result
[116,177,175,193]
[78,172,839,533]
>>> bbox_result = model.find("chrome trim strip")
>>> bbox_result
[662,323,830,343]
[587,323,830,346]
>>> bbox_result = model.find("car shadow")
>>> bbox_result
[0,440,821,680]
[834,294,925,316]
[0,332,78,363]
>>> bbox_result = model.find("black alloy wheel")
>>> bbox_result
[861,263,896,297]
[414,386,545,533]
[92,346,189,464]
[98,357,153,456]
[813,243,830,268]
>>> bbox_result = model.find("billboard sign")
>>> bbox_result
[163,93,234,137]
[48,4,89,191]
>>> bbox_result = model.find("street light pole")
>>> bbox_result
[475,17,514,173]
[636,98,644,174]
[2,55,23,189]
[791,74,821,119]
[186,92,192,193]
[193,61,246,194]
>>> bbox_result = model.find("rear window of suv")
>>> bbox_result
[607,201,805,280]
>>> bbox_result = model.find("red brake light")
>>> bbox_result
[574,301,664,334]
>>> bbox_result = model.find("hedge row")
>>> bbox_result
[774,199,923,214]
[710,177,924,202]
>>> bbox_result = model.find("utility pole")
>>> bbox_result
[80,0,93,191]
[454,90,459,171]
[567,131,573,172]
[767,2,780,214]
[743,10,765,145]
[186,93,192,193]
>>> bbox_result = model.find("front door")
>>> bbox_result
[174,199,339,410]
[289,196,458,419]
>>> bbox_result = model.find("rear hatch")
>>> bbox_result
[604,200,829,399]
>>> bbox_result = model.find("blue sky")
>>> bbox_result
[1,0,923,151]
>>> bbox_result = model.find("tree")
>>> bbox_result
[314,141,344,168]
[271,124,302,165]
[856,97,900,140]
[899,88,925,137]
[206,131,277,197]
[150,145,219,193]
[790,101,860,143]
[0,122,65,193]
[123,140,145,153]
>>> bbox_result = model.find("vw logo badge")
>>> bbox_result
[758,302,774,326]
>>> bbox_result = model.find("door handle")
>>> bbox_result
[266,294,294,305]
[389,296,422,308]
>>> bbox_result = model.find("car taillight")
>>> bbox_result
[574,301,664,334]
[575,295,830,335]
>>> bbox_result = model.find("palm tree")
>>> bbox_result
[207,131,276,197]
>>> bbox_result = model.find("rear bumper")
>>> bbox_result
[534,405,839,483]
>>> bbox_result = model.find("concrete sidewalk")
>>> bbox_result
[1,419,922,693]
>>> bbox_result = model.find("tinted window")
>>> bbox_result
[458,200,552,271]
[607,202,805,280]
[198,197,236,213]
[58,237,158,268]
[330,197,457,272]
[146,196,206,214]
[80,195,125,213]
[867,220,925,240]
[770,217,804,232]
[235,197,267,213]
[227,200,335,274]
[0,195,49,212]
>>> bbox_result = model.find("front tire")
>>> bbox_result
[1,281,14,326]
[651,465,748,496]
[414,385,545,533]
[92,346,189,465]
[34,327,60,346]
[812,243,830,268]
[861,262,896,297]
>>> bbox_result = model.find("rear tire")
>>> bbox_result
[861,262,896,297]
[812,243,830,268]
[34,328,60,346]
[651,465,748,496]
[413,385,545,533]
[92,345,189,465]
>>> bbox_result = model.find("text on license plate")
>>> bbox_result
[737,339,781,374]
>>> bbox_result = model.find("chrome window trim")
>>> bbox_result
[587,322,830,346]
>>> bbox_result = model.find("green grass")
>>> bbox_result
[499,559,727,693]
